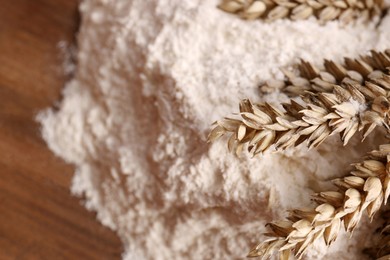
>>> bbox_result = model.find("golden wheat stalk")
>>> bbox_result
[208,50,390,157]
[218,0,384,22]
[246,144,390,259]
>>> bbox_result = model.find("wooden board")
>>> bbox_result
[0,0,123,259]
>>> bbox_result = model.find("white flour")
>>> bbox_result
[38,0,390,259]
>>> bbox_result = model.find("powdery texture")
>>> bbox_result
[38,0,390,259]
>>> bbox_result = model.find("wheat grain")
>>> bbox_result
[247,144,390,259]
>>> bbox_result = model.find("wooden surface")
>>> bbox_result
[0,0,123,259]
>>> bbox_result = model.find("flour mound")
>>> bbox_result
[38,0,390,259]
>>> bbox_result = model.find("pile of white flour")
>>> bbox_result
[38,0,390,259]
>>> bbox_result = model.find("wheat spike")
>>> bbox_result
[246,144,390,259]
[208,50,390,157]
[218,0,384,22]
[261,49,390,96]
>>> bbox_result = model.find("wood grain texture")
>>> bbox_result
[0,0,123,259]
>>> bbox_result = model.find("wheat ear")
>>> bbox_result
[246,144,390,259]
[262,49,390,96]
[218,0,384,22]
[208,50,390,157]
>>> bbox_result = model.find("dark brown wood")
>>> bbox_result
[0,0,123,259]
